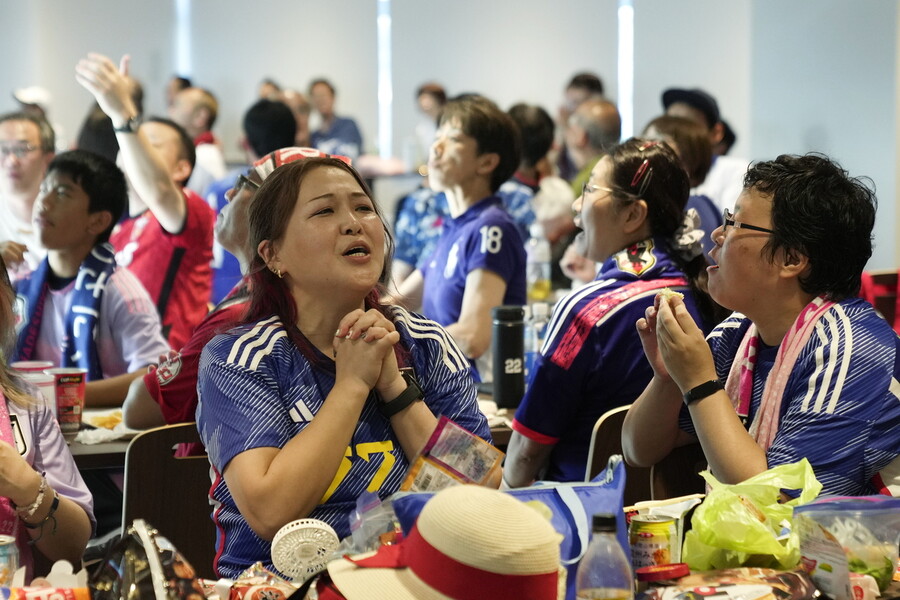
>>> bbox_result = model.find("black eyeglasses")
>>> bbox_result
[230,173,260,198]
[723,208,774,235]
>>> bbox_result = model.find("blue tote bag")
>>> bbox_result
[391,455,630,600]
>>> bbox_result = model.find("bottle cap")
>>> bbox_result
[635,563,690,582]
[531,302,549,319]
[492,305,524,322]
[591,513,617,532]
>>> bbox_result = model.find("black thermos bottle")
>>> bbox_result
[491,305,525,409]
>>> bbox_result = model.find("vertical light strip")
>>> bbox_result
[174,0,192,76]
[617,0,634,139]
[376,0,393,159]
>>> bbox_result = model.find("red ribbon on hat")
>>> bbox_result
[346,524,558,599]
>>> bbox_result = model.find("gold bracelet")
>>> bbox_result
[13,472,46,519]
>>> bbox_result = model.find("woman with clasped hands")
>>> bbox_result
[196,157,490,578]
[0,258,93,573]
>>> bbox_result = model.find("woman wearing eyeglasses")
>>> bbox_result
[504,139,723,487]
[623,154,900,497]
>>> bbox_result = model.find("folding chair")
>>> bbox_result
[584,405,651,506]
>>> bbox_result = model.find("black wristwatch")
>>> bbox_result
[683,379,724,406]
[113,115,142,133]
[378,369,423,418]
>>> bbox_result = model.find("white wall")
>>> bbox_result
[633,0,752,158]
[186,0,378,161]
[391,0,618,164]
[0,0,897,267]
[0,1,177,150]
[749,0,898,269]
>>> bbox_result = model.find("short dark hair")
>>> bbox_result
[508,103,554,169]
[718,120,736,155]
[567,72,604,96]
[416,82,447,105]
[145,117,197,184]
[744,154,876,301]
[243,99,297,158]
[171,76,192,91]
[439,97,521,193]
[0,111,55,153]
[47,150,127,244]
[309,78,335,96]
[643,115,712,187]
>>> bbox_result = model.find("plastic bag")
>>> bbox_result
[682,459,822,571]
[794,496,900,597]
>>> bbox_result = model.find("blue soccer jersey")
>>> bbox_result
[196,306,490,578]
[421,196,527,329]
[512,239,704,482]
[496,178,536,241]
[685,298,900,496]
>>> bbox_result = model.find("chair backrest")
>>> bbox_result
[584,405,651,506]
[122,422,216,579]
[650,442,707,500]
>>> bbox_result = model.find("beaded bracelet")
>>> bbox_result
[13,472,47,519]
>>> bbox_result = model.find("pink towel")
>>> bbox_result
[723,296,836,452]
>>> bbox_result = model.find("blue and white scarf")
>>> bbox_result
[14,243,117,380]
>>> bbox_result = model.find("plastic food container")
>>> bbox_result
[794,496,900,599]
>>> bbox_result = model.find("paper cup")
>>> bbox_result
[44,368,88,441]
[19,372,57,418]
[11,360,55,373]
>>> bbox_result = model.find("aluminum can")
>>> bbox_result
[0,534,19,586]
[629,514,676,568]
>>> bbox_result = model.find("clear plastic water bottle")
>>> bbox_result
[526,222,552,303]
[575,514,634,600]
[523,301,550,386]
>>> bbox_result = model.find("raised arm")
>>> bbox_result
[75,53,187,233]
[633,296,768,483]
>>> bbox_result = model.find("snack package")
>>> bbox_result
[90,519,205,600]
[636,568,819,600]
[227,563,297,600]
[682,459,822,571]
[0,589,90,600]
[399,416,503,492]
[794,496,900,598]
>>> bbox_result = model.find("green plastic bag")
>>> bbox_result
[682,458,822,570]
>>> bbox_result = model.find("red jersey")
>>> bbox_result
[143,296,247,426]
[111,189,214,349]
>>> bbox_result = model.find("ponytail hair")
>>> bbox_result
[606,138,727,327]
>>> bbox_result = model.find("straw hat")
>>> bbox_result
[326,485,564,600]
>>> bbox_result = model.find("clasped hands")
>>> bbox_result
[333,309,404,398]
[636,293,718,395]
